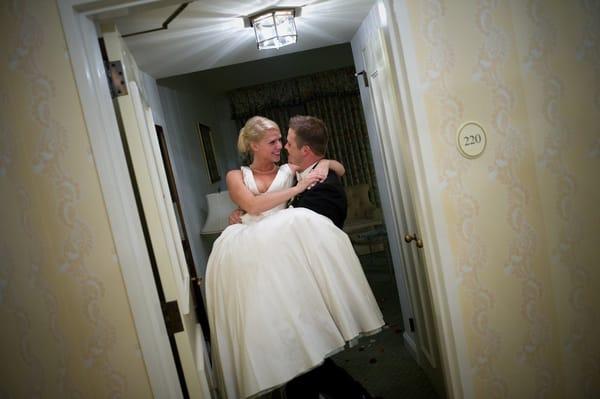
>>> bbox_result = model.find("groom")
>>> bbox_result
[228,115,373,399]
[282,115,373,399]
[284,115,347,229]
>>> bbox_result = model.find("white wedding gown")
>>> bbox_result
[205,165,384,399]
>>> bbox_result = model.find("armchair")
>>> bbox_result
[343,183,383,235]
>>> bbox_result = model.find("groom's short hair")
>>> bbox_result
[289,115,328,156]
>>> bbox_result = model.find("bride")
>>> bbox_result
[205,116,384,399]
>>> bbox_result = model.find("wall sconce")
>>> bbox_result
[246,8,301,50]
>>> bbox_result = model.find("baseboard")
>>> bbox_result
[403,331,417,360]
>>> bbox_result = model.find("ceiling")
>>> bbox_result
[107,0,376,79]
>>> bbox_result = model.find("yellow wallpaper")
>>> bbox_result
[0,0,153,397]
[401,0,600,397]
[512,1,600,397]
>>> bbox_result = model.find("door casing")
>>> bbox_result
[353,12,445,393]
[367,1,473,397]
[58,1,192,397]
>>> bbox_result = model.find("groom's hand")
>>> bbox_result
[228,208,244,225]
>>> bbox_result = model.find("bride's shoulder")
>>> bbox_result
[228,166,251,175]
[227,168,244,175]
[226,169,244,181]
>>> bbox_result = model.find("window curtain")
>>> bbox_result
[228,67,379,204]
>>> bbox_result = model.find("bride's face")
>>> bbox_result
[251,128,282,163]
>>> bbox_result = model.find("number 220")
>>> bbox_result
[464,134,481,146]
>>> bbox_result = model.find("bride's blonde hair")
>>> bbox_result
[237,116,280,158]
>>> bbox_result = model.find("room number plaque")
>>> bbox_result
[457,121,487,159]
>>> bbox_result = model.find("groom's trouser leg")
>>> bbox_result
[316,359,374,399]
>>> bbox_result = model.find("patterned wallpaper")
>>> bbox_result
[0,1,152,397]
[399,0,600,397]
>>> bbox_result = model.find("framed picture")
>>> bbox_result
[197,123,220,183]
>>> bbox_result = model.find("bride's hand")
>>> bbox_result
[307,169,327,189]
[314,160,330,182]
[296,172,323,193]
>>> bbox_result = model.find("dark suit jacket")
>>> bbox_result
[290,170,347,229]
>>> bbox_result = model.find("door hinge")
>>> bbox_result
[355,70,369,87]
[409,317,415,332]
[162,300,184,335]
[105,60,128,98]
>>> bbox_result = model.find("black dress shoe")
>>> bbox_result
[284,367,321,399]
[316,359,374,399]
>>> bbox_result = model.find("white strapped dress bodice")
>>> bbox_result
[240,164,294,223]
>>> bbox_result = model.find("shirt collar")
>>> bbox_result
[297,161,320,181]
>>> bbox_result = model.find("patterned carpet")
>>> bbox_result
[259,250,440,399]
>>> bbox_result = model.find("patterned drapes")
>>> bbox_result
[228,67,379,204]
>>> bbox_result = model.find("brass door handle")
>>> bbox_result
[404,233,424,248]
[191,276,203,287]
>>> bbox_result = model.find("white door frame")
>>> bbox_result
[351,12,419,360]
[355,1,472,398]
[57,1,191,397]
[381,1,473,398]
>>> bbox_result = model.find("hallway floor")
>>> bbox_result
[259,250,440,399]
[330,250,439,399]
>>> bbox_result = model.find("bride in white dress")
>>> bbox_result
[205,116,384,399]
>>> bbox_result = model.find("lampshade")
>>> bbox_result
[251,9,297,50]
[201,191,238,235]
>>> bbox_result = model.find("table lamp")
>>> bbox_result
[201,191,238,235]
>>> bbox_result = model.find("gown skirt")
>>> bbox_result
[205,207,385,399]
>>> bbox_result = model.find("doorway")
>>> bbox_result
[156,46,442,398]
[183,61,436,398]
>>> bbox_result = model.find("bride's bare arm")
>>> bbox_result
[318,159,345,177]
[226,170,322,215]
[287,160,345,177]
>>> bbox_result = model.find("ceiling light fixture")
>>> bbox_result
[247,8,300,50]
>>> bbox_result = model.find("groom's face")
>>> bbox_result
[285,128,303,166]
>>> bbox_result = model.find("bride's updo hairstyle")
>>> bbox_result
[237,116,280,161]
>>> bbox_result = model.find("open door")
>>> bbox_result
[101,25,212,398]
[355,21,445,397]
